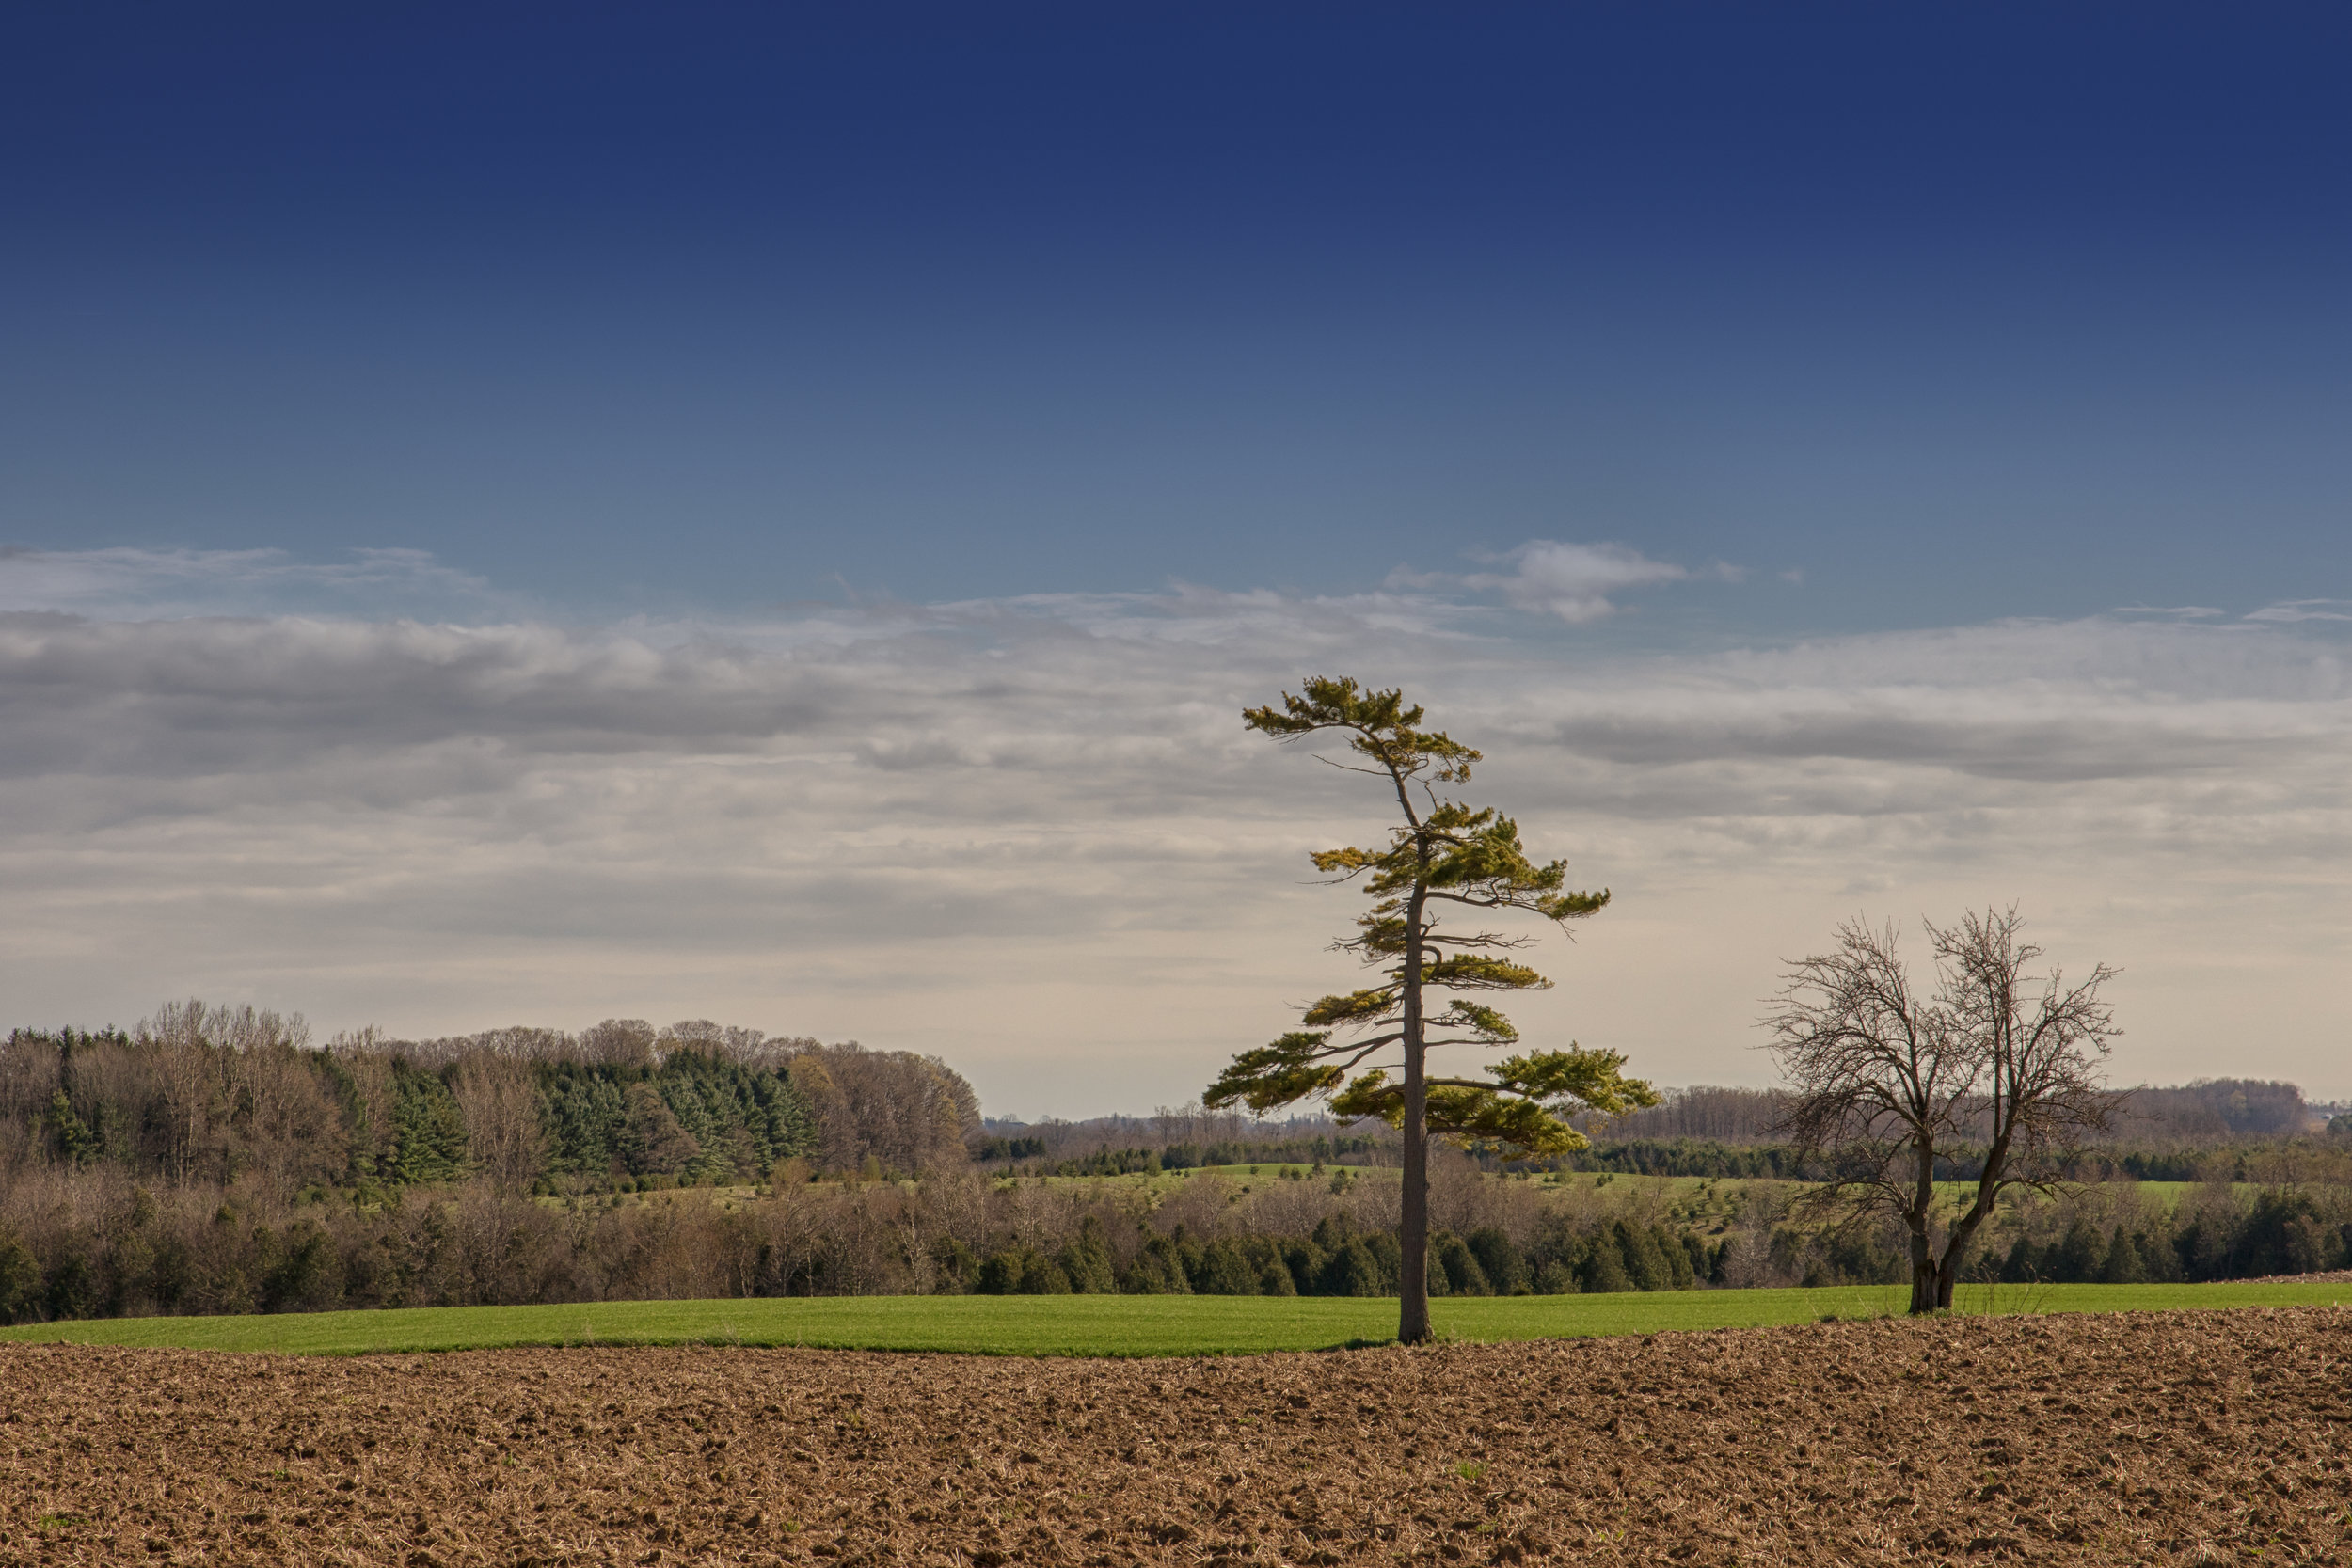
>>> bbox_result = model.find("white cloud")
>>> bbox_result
[1,547,2347,1110]
[2245,599,2352,624]
[1462,539,1692,622]
[0,545,516,621]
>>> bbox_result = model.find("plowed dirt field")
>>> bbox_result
[3,1307,2347,1566]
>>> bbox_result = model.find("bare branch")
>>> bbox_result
[1762,909,2118,1315]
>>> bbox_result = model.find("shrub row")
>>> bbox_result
[956,1213,1709,1298]
[1996,1191,2352,1284]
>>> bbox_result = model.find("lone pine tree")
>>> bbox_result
[1207,676,1658,1344]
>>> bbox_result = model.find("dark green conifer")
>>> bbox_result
[1580,1230,1634,1293]
[2100,1225,2148,1283]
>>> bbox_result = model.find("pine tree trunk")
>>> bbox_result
[1400,1057,1429,1343]
[1397,893,1431,1345]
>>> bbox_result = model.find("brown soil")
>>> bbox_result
[3,1307,2348,1567]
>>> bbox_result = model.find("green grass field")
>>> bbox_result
[1,1279,2341,1358]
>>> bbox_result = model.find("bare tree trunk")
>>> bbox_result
[1398,887,1431,1345]
[1909,1232,1938,1314]
[1908,1135,1939,1314]
[1934,1208,1994,1309]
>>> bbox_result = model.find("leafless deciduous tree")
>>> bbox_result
[135,1001,317,1187]
[451,1052,546,1190]
[1764,908,2122,1313]
[1599,1085,1791,1144]
[786,1043,978,1176]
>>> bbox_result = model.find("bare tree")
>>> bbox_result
[451,1051,547,1190]
[1604,1085,1792,1143]
[581,1018,659,1069]
[231,1032,341,1198]
[326,1029,399,1180]
[140,1001,232,1185]
[1765,908,2121,1313]
[784,1043,979,1176]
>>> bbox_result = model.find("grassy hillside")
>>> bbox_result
[2,1279,2341,1357]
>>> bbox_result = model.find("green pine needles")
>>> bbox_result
[1207,676,1659,1341]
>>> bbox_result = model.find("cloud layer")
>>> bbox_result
[2,546,2347,1111]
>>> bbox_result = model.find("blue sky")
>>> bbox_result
[2,6,2347,1110]
[7,3,2348,624]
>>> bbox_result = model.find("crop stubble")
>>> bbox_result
[2,1307,2347,1566]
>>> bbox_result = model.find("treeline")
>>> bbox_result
[968,1134,1391,1177]
[966,1104,1388,1171]
[0,1152,1711,1324]
[1741,1156,2352,1291]
[6,1008,2345,1327]
[3,1140,2348,1324]
[1,1004,979,1196]
[972,1082,2340,1187]
[1561,1140,1809,1179]
[958,1211,1709,1299]
[1545,1137,2350,1183]
[1597,1078,2324,1148]
[1979,1177,2352,1287]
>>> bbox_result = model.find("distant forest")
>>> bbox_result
[1,1004,978,1195]
[972,1079,2347,1183]
[0,1007,2344,1326]
[1593,1079,2328,1146]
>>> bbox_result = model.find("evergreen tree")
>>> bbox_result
[1057,1218,1119,1294]
[1432,1231,1491,1295]
[532,1053,816,1183]
[1208,677,1658,1343]
[619,1082,700,1175]
[538,1073,629,1176]
[1318,1236,1387,1296]
[1466,1227,1529,1294]
[2051,1218,2104,1283]
[980,1246,1074,1293]
[2134,1229,2181,1283]
[1120,1234,1194,1293]
[41,1089,101,1168]
[1195,1237,1263,1295]
[0,1235,38,1325]
[387,1064,469,1184]
[2100,1225,2148,1283]
[1280,1240,1326,1295]
[1580,1229,1634,1293]
[1615,1219,1672,1291]
[1020,1250,1073,1294]
[1659,1227,1697,1290]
